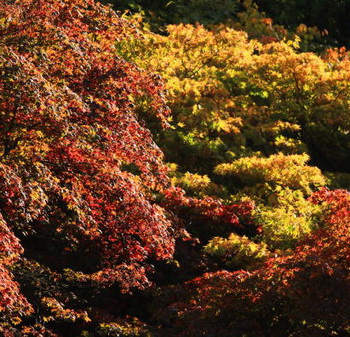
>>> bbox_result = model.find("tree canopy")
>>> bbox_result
[1,0,350,336]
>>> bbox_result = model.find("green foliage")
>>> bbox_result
[101,0,239,32]
[258,188,324,249]
[230,0,329,52]
[325,171,350,190]
[204,233,269,269]
[256,0,350,47]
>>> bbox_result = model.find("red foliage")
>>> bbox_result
[0,173,32,317]
[163,186,255,232]
[155,189,350,336]
[0,0,175,323]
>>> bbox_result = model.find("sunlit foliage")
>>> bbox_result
[1,0,350,335]
[0,0,175,332]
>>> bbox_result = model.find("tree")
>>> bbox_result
[0,0,175,333]
[99,0,239,32]
[153,189,350,336]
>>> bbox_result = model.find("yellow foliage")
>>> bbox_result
[41,297,90,323]
[204,233,270,269]
[118,24,257,142]
[257,188,325,249]
[98,319,151,337]
[172,172,226,197]
[116,20,350,255]
[118,21,350,170]
[215,153,327,195]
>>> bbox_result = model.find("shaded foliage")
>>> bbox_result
[256,0,350,48]
[153,189,350,336]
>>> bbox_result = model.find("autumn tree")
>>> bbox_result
[0,0,177,334]
[113,18,350,336]
[2,0,350,335]
[153,189,350,337]
[118,23,350,174]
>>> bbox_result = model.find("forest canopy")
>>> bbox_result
[1,0,350,336]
